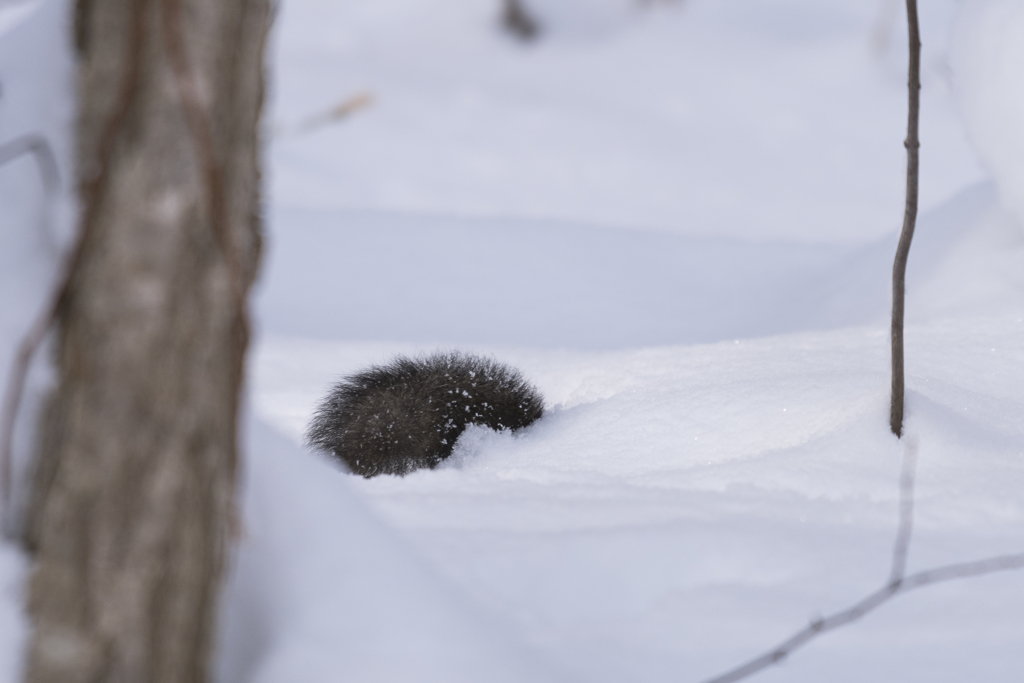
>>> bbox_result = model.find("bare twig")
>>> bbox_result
[0,134,60,200]
[0,0,150,530]
[901,553,1024,588]
[0,134,63,514]
[701,438,1023,683]
[0,133,63,253]
[0,303,54,526]
[282,91,373,137]
[702,550,1024,683]
[890,0,921,438]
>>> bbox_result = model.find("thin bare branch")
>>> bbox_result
[283,91,373,137]
[703,544,1024,683]
[701,437,1022,683]
[902,553,1024,589]
[0,305,53,525]
[0,133,62,516]
[0,134,60,199]
[890,0,922,437]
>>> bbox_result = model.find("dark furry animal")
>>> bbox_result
[306,352,544,477]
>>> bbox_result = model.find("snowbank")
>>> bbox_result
[250,317,1024,683]
[217,419,569,683]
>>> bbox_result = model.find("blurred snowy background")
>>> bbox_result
[1,0,1023,681]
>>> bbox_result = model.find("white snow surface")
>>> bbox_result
[950,0,1024,228]
[1,0,1023,682]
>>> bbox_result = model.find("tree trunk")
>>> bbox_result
[23,0,270,681]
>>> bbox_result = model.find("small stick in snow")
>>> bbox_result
[0,134,60,204]
[890,0,922,438]
[279,92,374,138]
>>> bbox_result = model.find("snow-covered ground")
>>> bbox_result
[2,0,1023,682]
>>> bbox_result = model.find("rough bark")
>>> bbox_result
[890,0,921,437]
[23,0,270,682]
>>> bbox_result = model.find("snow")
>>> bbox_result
[217,420,568,683]
[950,0,1024,228]
[1,0,1023,682]
[258,180,1024,349]
[269,0,985,244]
[247,317,1024,682]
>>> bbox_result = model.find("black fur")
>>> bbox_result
[306,352,544,477]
